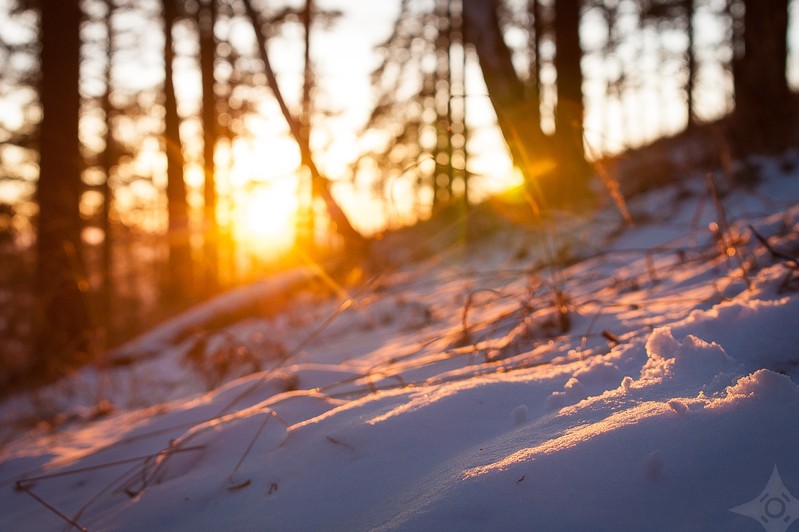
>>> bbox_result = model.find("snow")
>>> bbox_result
[2,153,799,531]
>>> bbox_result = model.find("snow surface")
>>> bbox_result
[2,153,799,531]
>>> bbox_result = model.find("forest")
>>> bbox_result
[1,0,799,530]
[0,0,793,392]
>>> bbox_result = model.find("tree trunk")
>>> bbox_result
[733,0,791,152]
[683,0,696,127]
[199,0,219,292]
[463,0,592,210]
[36,0,90,373]
[433,0,454,209]
[552,0,590,207]
[298,0,315,250]
[100,0,116,336]
[527,0,543,129]
[163,0,193,299]
[462,0,548,182]
[459,2,470,208]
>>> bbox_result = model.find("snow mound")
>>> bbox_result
[640,327,741,391]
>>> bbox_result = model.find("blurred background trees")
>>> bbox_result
[0,0,796,389]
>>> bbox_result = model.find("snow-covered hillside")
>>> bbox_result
[2,154,799,531]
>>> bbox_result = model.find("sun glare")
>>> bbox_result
[239,181,298,252]
[220,133,304,256]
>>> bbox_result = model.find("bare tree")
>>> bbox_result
[297,0,315,249]
[241,0,366,254]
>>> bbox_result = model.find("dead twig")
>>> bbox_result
[228,410,275,487]
[706,172,751,288]
[14,482,88,532]
[749,225,799,269]
[15,446,204,530]
[326,435,356,453]
[459,288,502,347]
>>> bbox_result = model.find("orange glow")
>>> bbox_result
[228,132,301,187]
[236,179,298,253]
[216,133,303,256]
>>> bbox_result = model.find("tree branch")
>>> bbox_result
[240,0,366,251]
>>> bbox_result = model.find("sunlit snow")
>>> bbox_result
[2,152,799,531]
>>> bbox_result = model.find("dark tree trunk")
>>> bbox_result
[198,0,218,292]
[298,0,315,249]
[734,0,791,152]
[462,0,593,210]
[462,0,547,179]
[552,0,590,206]
[684,0,696,126]
[35,0,91,373]
[730,0,745,104]
[163,0,193,300]
[527,0,543,128]
[100,0,116,335]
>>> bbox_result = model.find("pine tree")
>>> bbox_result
[35,0,90,373]
[162,0,193,300]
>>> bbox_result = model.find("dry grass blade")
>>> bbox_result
[706,172,751,288]
[14,446,204,531]
[228,410,275,486]
[14,482,87,532]
[459,288,502,347]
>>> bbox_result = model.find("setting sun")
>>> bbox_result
[216,133,304,256]
[238,179,298,253]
